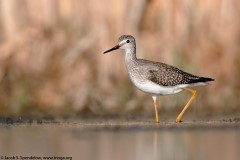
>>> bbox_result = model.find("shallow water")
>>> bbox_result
[0,121,239,160]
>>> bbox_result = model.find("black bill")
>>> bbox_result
[103,44,120,54]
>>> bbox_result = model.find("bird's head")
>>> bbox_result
[103,35,136,54]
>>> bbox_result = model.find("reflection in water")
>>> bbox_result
[153,130,159,160]
[0,125,239,160]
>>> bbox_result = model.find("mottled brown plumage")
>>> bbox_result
[146,61,213,86]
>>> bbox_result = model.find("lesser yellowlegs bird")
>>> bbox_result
[103,35,214,123]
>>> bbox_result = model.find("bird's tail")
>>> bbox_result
[197,77,214,82]
[189,77,214,84]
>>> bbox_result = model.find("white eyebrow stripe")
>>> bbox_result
[119,40,127,45]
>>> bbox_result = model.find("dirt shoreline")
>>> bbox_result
[1,115,240,131]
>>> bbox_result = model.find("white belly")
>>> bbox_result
[132,79,186,96]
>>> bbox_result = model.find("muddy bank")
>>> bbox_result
[1,115,240,131]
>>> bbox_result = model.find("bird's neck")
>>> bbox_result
[124,48,138,72]
[124,48,137,63]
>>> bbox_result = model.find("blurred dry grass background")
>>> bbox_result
[0,0,239,118]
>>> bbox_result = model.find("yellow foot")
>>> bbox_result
[175,118,183,123]
[175,88,196,124]
[155,119,160,123]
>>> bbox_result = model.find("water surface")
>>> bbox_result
[0,119,239,160]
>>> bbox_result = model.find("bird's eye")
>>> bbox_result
[126,40,130,43]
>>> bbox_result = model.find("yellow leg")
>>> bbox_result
[176,88,196,123]
[152,96,159,123]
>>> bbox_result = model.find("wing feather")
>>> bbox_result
[147,64,202,86]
